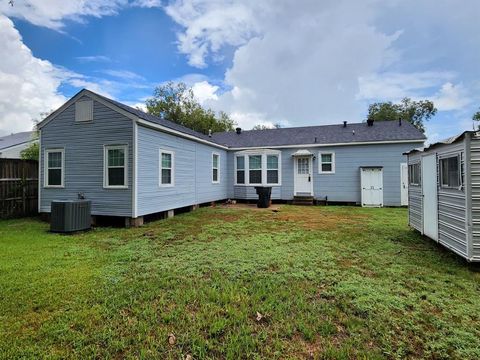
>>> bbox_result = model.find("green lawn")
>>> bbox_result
[1,205,480,359]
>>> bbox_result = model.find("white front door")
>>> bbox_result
[361,167,383,207]
[294,156,313,195]
[422,154,438,241]
[400,163,409,206]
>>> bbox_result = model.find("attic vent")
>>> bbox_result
[75,100,93,122]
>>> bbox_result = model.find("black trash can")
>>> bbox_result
[255,186,272,208]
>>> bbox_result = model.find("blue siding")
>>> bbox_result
[136,125,228,216]
[229,142,420,206]
[40,96,133,216]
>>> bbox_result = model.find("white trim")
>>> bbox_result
[439,153,462,190]
[234,154,246,186]
[159,149,175,187]
[294,155,314,196]
[318,152,335,174]
[228,139,425,151]
[136,119,228,150]
[37,130,41,211]
[44,148,65,188]
[234,150,282,186]
[212,152,220,184]
[103,144,128,189]
[132,122,138,217]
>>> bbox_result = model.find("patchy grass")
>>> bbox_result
[1,205,480,359]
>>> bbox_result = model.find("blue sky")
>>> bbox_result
[1,0,479,143]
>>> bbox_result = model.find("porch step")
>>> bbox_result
[292,196,314,206]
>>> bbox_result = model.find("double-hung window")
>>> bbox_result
[440,155,461,189]
[160,150,174,186]
[319,152,335,173]
[212,153,220,183]
[408,163,421,186]
[266,155,279,184]
[45,149,64,187]
[249,155,262,184]
[104,145,128,188]
[236,156,245,184]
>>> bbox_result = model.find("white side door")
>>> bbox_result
[400,163,409,206]
[294,156,313,195]
[422,154,438,241]
[361,168,383,207]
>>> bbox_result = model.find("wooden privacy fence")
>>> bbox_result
[0,159,38,219]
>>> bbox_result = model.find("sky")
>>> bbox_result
[0,0,479,143]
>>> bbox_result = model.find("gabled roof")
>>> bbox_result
[211,121,426,148]
[0,131,36,150]
[38,89,426,150]
[37,89,215,143]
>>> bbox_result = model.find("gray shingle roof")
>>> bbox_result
[211,121,426,148]
[0,131,36,150]
[90,91,214,142]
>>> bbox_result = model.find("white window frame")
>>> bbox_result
[318,152,335,174]
[103,145,128,189]
[266,154,280,185]
[235,155,246,185]
[234,149,282,186]
[159,149,175,187]
[212,152,220,184]
[44,148,65,188]
[408,162,421,186]
[439,154,462,189]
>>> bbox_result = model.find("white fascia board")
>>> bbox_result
[228,139,425,151]
[136,118,228,150]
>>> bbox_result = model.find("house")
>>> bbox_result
[0,131,37,158]
[37,89,425,226]
[405,131,480,261]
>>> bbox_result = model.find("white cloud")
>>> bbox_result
[0,0,163,30]
[430,82,472,112]
[166,0,480,135]
[101,69,145,81]
[0,0,127,30]
[76,55,111,63]
[191,81,218,104]
[0,15,66,135]
[165,0,261,68]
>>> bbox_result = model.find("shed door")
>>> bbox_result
[422,154,438,241]
[400,163,409,206]
[361,168,383,207]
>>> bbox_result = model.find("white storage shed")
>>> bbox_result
[405,131,480,261]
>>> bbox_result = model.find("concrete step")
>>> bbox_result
[292,196,314,206]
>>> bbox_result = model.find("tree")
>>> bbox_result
[367,97,437,133]
[473,108,480,129]
[145,82,235,134]
[251,123,282,130]
[20,142,39,161]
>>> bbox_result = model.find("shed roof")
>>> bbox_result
[211,121,426,148]
[404,130,478,155]
[0,131,36,150]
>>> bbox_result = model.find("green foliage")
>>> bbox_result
[1,207,480,358]
[19,133,39,160]
[473,108,480,129]
[367,97,437,133]
[251,123,282,130]
[145,82,236,134]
